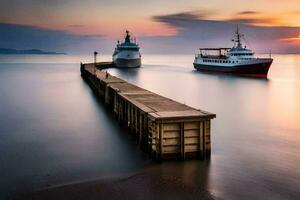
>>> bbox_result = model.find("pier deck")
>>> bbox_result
[81,62,216,160]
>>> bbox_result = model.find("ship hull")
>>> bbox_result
[193,60,272,78]
[113,58,141,68]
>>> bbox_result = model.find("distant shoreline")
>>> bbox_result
[0,48,67,55]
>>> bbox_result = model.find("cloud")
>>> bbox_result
[229,11,277,26]
[236,11,260,15]
[68,24,85,28]
[2,13,300,55]
[146,12,300,53]
[227,17,276,25]
[153,10,214,21]
[0,23,112,54]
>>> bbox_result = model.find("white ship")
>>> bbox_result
[193,27,273,78]
[113,30,141,68]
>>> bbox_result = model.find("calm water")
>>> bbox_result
[0,54,299,199]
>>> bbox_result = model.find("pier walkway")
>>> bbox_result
[81,62,216,160]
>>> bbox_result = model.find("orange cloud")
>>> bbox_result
[280,36,300,43]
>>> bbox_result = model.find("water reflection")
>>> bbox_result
[0,54,299,200]
[143,161,213,199]
[0,63,149,199]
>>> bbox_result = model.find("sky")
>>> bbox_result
[1,0,300,54]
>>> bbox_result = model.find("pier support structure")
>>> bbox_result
[81,62,216,160]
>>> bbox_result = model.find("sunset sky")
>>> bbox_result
[1,0,300,53]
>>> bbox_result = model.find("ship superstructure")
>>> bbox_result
[113,30,141,68]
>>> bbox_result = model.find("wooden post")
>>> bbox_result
[199,121,204,158]
[205,120,211,157]
[135,108,138,136]
[93,51,98,75]
[180,122,185,160]
[138,113,143,146]
[131,105,134,133]
[156,123,161,160]
[127,103,130,128]
[203,120,207,159]
[159,123,164,160]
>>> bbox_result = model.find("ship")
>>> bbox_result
[193,27,273,78]
[113,30,141,68]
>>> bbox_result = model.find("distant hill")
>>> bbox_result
[0,48,66,55]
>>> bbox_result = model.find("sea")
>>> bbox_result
[0,54,299,199]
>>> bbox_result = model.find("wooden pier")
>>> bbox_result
[80,62,216,160]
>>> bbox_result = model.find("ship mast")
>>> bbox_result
[125,30,131,43]
[234,26,243,48]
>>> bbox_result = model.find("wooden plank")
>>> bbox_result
[163,138,181,145]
